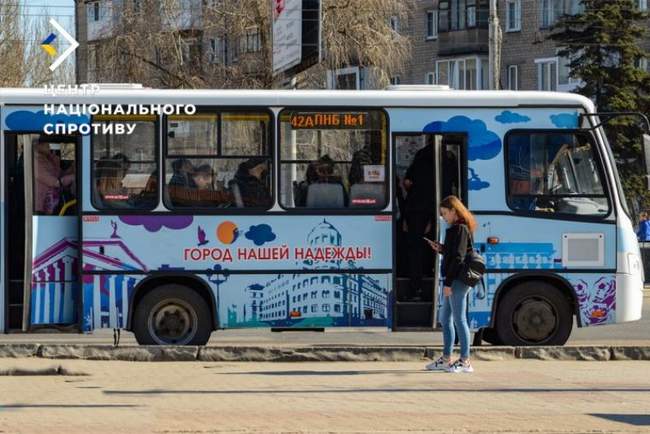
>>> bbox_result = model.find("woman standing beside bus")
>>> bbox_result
[425,195,476,373]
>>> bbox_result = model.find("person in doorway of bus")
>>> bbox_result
[34,138,75,214]
[424,195,475,373]
[234,157,272,208]
[637,212,650,242]
[403,140,435,300]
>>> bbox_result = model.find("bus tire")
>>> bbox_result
[481,327,503,345]
[132,284,212,346]
[495,281,572,346]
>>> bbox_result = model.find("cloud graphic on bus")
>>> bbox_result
[423,116,501,161]
[468,168,490,191]
[550,113,579,129]
[118,215,193,232]
[5,110,89,132]
[495,111,531,124]
[245,224,277,246]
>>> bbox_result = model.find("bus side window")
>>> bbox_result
[164,111,272,210]
[92,117,158,211]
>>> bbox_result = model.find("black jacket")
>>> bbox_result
[441,223,471,287]
[404,144,436,214]
[234,170,272,208]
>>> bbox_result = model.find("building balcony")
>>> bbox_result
[437,27,489,57]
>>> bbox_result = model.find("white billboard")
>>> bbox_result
[272,0,303,74]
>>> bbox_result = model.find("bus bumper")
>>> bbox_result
[616,273,644,323]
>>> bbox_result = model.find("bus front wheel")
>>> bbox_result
[132,284,212,346]
[495,282,572,346]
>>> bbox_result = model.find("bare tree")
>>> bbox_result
[298,0,413,89]
[0,3,73,87]
[95,0,412,89]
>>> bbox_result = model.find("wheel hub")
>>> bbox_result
[513,297,557,343]
[148,300,197,345]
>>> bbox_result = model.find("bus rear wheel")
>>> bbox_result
[133,284,212,346]
[495,282,572,346]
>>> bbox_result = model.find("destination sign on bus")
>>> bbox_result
[290,112,367,129]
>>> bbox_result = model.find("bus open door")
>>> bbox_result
[2,128,80,332]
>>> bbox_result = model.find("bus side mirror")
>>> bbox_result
[643,134,650,190]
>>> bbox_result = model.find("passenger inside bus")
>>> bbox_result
[95,155,131,208]
[233,157,272,208]
[167,160,233,208]
[34,138,75,215]
[294,155,348,208]
[403,139,436,301]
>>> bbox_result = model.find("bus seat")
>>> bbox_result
[350,183,385,208]
[229,180,244,208]
[306,183,345,208]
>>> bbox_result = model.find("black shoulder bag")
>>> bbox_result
[460,230,486,287]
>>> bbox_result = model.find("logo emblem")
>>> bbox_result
[42,19,79,71]
[216,221,239,245]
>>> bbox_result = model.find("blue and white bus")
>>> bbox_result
[0,85,646,346]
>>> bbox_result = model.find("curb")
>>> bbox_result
[1,344,649,362]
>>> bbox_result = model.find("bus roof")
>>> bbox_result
[0,87,596,111]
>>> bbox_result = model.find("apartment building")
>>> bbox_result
[75,0,649,90]
[75,0,264,86]
[402,0,650,91]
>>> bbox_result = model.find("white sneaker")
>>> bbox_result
[447,359,474,373]
[425,356,450,371]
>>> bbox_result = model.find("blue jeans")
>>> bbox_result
[440,279,471,360]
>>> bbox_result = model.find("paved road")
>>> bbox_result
[0,358,649,433]
[1,295,648,347]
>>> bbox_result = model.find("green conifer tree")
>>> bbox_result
[550,0,650,214]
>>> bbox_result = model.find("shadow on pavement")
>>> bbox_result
[590,414,650,426]
[1,404,141,408]
[209,370,429,376]
[103,388,650,395]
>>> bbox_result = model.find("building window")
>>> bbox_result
[426,72,435,84]
[507,65,518,90]
[536,58,558,90]
[390,16,399,32]
[311,304,318,313]
[334,304,341,313]
[334,291,341,299]
[164,110,272,209]
[390,76,401,85]
[208,37,224,64]
[506,0,521,32]
[640,0,648,11]
[507,131,609,216]
[466,0,476,27]
[327,66,360,90]
[93,2,100,21]
[540,0,583,29]
[636,58,650,72]
[426,10,438,39]
[439,0,485,31]
[322,304,330,312]
[279,109,389,210]
[435,56,487,90]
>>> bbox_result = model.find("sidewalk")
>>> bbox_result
[1,358,649,433]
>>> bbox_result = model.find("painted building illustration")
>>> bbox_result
[31,238,79,325]
[224,220,390,328]
[81,239,148,330]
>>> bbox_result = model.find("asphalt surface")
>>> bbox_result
[1,295,648,347]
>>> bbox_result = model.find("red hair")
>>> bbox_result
[440,195,476,233]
